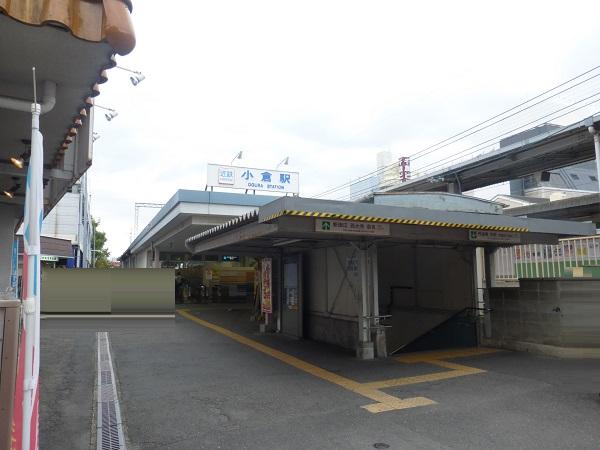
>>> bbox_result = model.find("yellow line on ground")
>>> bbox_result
[364,369,482,389]
[360,347,498,390]
[364,360,485,390]
[177,309,435,413]
[393,347,499,364]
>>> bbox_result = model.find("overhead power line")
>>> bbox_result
[339,103,600,201]
[315,64,600,199]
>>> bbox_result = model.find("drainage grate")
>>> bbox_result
[96,332,126,450]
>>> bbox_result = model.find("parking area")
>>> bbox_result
[41,305,600,449]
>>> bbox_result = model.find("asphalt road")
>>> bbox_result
[40,308,600,450]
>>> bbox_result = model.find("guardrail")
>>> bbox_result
[492,235,600,282]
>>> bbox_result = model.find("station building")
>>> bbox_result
[121,189,594,359]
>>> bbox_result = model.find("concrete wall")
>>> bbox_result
[41,268,174,314]
[487,279,600,350]
[303,243,476,352]
[304,245,361,350]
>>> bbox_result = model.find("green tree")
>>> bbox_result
[92,217,111,269]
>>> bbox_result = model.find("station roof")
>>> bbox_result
[122,190,280,257]
[185,196,596,255]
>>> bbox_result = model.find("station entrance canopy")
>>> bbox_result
[184,196,594,359]
[185,197,595,254]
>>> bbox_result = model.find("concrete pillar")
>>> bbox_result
[370,245,387,358]
[475,247,492,339]
[447,181,462,194]
[153,248,161,268]
[357,246,374,360]
[0,206,20,294]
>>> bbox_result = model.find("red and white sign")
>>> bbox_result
[261,258,272,314]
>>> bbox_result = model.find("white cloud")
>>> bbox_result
[90,0,600,255]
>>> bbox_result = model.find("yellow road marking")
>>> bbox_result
[393,347,499,363]
[178,309,435,413]
[364,360,485,390]
[361,347,499,390]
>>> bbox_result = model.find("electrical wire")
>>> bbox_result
[411,72,600,163]
[315,64,600,199]
[337,103,600,201]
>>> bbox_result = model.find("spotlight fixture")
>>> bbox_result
[115,65,146,86]
[92,104,118,121]
[130,73,145,86]
[276,156,289,169]
[105,111,118,121]
[230,151,243,165]
[92,132,101,142]
[10,156,24,169]
[2,177,21,198]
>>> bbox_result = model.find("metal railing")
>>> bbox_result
[492,235,600,281]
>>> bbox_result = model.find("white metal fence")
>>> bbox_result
[492,235,600,282]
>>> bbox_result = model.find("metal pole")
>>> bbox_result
[22,67,42,450]
[370,245,386,357]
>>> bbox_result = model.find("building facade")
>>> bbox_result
[41,173,93,267]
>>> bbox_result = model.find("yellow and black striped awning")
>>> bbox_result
[263,209,528,233]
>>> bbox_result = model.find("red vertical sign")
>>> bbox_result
[261,258,272,314]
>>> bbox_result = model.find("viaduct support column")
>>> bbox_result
[588,126,600,189]
[153,248,161,268]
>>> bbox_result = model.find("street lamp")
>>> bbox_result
[276,156,289,169]
[230,151,243,165]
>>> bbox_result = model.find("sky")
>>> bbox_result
[90,0,600,256]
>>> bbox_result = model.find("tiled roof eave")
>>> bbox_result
[0,0,137,168]
[0,0,135,56]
